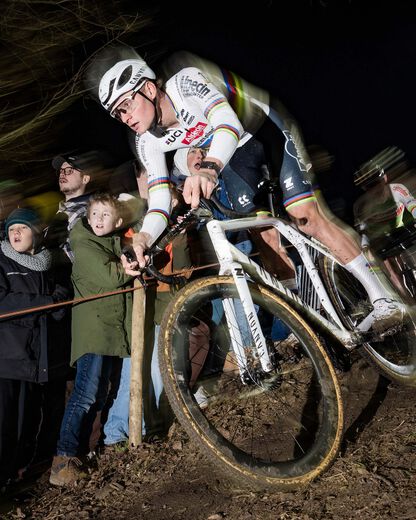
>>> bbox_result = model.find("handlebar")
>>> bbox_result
[123,179,279,285]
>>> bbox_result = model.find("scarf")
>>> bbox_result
[1,240,52,271]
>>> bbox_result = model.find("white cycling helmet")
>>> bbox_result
[99,58,156,115]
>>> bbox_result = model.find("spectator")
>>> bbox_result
[46,149,114,261]
[0,208,70,488]
[49,193,134,487]
[104,167,189,446]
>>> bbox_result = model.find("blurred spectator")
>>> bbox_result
[0,208,71,488]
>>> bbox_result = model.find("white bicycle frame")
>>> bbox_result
[206,216,374,382]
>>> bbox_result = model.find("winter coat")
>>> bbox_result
[69,218,133,365]
[0,243,71,383]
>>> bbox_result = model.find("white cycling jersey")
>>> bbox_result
[137,66,246,241]
[136,52,306,244]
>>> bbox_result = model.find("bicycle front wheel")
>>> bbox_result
[158,276,343,491]
[320,256,416,385]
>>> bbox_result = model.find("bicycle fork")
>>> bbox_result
[209,223,274,383]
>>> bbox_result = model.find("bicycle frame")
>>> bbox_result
[206,215,368,381]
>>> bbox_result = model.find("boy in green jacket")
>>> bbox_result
[50,193,134,486]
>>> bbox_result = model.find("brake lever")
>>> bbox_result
[121,246,149,288]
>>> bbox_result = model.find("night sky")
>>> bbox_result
[79,1,416,208]
[3,0,416,215]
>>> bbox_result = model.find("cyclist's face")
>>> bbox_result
[114,86,155,134]
[187,148,207,174]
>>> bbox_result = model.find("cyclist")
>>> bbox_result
[354,147,416,248]
[354,146,416,298]
[97,49,402,330]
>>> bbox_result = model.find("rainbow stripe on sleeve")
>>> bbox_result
[148,178,170,193]
[204,97,228,119]
[407,202,416,214]
[220,68,245,120]
[283,191,317,209]
[146,209,169,224]
[214,124,240,143]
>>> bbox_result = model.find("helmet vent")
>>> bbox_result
[118,65,133,88]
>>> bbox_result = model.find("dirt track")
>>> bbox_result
[1,356,415,520]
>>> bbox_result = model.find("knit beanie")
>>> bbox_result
[5,208,42,235]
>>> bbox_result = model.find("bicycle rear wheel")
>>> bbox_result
[158,276,343,491]
[320,256,416,385]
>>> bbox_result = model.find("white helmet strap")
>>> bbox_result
[135,83,162,133]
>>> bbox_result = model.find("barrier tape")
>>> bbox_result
[0,255,257,320]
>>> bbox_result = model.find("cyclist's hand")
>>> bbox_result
[183,171,217,208]
[132,231,152,268]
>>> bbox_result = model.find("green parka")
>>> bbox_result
[69,217,133,365]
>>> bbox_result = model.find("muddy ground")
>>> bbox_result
[1,356,415,520]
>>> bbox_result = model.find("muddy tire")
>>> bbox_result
[158,276,343,491]
[320,256,416,386]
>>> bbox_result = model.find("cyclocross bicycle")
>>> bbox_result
[143,193,416,492]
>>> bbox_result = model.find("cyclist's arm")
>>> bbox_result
[184,67,243,169]
[136,134,171,245]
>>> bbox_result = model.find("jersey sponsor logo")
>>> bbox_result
[129,65,150,86]
[283,130,311,173]
[238,194,250,207]
[283,177,294,190]
[180,109,195,126]
[181,122,207,145]
[165,129,184,146]
[393,185,409,197]
[181,75,211,98]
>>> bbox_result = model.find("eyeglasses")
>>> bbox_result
[111,90,138,121]
[57,166,75,177]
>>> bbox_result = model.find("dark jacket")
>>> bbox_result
[0,246,71,383]
[69,218,133,365]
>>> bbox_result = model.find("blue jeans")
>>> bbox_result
[103,325,163,445]
[57,354,113,457]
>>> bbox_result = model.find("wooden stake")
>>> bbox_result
[129,278,146,447]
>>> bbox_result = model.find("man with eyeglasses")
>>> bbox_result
[47,152,98,262]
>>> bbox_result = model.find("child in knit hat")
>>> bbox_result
[0,207,71,489]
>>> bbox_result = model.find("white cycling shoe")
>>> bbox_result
[372,298,405,332]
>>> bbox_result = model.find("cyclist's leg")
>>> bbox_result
[222,140,295,279]
[267,104,403,327]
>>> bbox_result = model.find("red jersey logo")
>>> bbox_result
[181,122,207,145]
